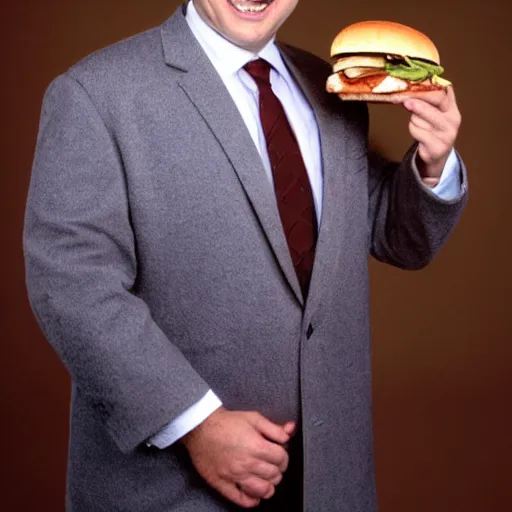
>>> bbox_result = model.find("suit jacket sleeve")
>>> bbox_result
[23,74,210,453]
[363,107,468,269]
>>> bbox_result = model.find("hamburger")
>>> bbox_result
[326,21,452,102]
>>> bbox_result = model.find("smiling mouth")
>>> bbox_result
[228,0,274,14]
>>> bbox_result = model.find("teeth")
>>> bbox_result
[230,1,270,13]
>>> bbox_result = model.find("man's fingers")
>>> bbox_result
[409,113,433,133]
[237,476,275,500]
[262,484,276,500]
[183,409,293,508]
[409,120,454,160]
[268,472,283,487]
[217,479,261,509]
[256,441,289,471]
[283,421,296,436]
[251,460,283,483]
[402,89,450,110]
[408,122,433,143]
[249,412,290,444]
[405,101,448,132]
[407,125,442,165]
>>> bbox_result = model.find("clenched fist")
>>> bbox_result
[180,407,296,508]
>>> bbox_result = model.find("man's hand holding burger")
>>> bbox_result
[402,87,461,187]
[326,20,461,188]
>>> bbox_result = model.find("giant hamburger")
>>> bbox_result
[326,21,452,102]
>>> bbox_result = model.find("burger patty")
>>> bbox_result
[343,73,389,92]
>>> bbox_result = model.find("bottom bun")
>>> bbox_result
[337,90,446,103]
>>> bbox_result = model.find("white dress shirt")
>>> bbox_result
[149,0,463,448]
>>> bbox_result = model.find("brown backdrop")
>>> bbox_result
[2,0,511,510]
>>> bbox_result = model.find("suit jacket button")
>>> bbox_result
[306,324,313,339]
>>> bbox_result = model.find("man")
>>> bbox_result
[24,0,467,511]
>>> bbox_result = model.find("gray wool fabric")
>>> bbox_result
[24,5,467,512]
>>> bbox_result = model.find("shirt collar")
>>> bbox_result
[186,0,289,80]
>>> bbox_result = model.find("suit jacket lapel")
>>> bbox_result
[160,11,304,305]
[279,46,351,316]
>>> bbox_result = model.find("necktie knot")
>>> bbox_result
[243,58,272,88]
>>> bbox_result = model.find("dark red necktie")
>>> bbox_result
[244,59,317,298]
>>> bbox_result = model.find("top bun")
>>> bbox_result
[330,21,440,64]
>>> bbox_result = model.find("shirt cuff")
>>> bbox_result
[147,390,222,449]
[426,148,464,200]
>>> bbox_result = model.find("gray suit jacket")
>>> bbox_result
[24,5,467,512]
